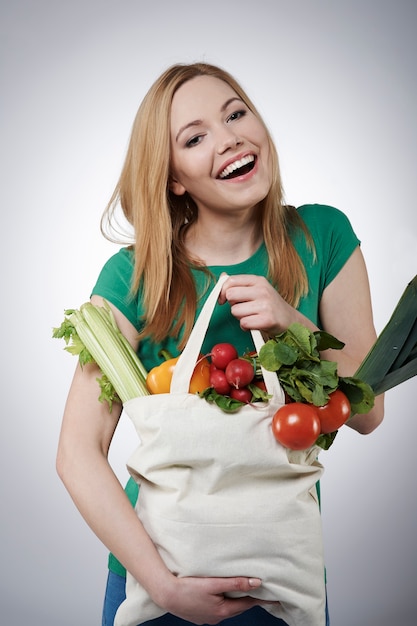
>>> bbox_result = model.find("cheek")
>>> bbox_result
[245,115,263,133]
[259,134,273,178]
[259,129,270,154]
[176,153,208,184]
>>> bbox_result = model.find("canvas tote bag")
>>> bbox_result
[115,274,326,626]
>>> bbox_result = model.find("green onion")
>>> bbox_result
[355,275,417,395]
[53,301,149,410]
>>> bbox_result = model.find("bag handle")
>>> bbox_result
[170,274,284,401]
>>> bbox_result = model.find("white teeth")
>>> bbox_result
[219,154,255,179]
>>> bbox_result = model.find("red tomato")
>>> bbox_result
[272,403,321,450]
[210,343,238,370]
[225,358,255,388]
[230,387,253,403]
[316,389,351,434]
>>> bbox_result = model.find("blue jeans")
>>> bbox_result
[102,571,330,625]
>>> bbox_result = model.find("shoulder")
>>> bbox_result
[97,246,134,275]
[92,247,135,291]
[294,203,360,289]
[295,203,360,246]
[91,246,140,328]
[296,203,354,231]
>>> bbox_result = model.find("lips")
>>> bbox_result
[217,154,256,179]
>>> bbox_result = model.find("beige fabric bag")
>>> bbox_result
[115,275,326,626]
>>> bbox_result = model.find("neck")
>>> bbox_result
[185,214,263,266]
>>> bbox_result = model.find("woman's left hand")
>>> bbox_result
[218,274,302,336]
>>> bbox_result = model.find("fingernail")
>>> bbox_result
[248,578,262,587]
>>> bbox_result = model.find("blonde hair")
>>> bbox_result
[102,62,312,347]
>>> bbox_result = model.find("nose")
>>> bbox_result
[216,127,243,154]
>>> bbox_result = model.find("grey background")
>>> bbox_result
[1,1,416,624]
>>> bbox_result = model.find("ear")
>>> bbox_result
[169,175,186,196]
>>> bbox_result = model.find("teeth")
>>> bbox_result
[219,154,255,179]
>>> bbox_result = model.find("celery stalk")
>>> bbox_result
[53,301,149,408]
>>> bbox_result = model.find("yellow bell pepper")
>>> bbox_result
[146,352,211,394]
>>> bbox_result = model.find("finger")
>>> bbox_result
[225,277,270,306]
[218,595,281,620]
[218,272,240,305]
[218,279,231,306]
[206,576,262,595]
[219,596,263,618]
[229,300,259,319]
[221,274,257,291]
[223,286,256,308]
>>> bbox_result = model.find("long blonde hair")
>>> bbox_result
[102,62,312,347]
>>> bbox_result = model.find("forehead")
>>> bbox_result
[170,75,239,127]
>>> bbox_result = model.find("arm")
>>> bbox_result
[317,247,384,433]
[56,296,266,622]
[219,247,384,434]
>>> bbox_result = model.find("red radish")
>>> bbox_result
[253,380,267,392]
[209,368,232,395]
[230,387,253,403]
[225,358,255,388]
[210,343,238,370]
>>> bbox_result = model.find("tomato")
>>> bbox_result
[225,358,255,388]
[272,403,321,450]
[316,389,351,434]
[210,343,238,370]
[230,387,253,403]
[209,367,232,395]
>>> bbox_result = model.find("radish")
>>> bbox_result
[225,358,255,388]
[230,387,253,403]
[209,368,232,395]
[210,343,238,370]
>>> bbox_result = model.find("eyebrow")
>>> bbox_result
[175,97,243,142]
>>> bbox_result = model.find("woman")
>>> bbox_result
[56,62,384,626]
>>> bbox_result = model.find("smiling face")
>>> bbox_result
[169,75,272,217]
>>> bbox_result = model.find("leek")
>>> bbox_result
[355,275,417,395]
[53,301,149,410]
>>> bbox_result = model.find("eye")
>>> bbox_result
[185,134,204,148]
[227,109,246,123]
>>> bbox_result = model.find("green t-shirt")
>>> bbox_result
[91,204,360,576]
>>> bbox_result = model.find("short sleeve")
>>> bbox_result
[297,204,360,292]
[91,247,142,330]
[291,204,360,326]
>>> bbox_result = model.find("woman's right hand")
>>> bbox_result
[155,574,279,625]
